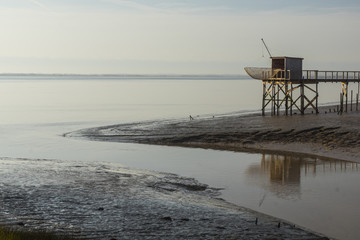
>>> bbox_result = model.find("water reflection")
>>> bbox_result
[247,154,359,200]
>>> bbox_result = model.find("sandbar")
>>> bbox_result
[72,110,360,163]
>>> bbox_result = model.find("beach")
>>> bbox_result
[66,109,360,239]
[1,157,331,240]
[1,77,358,239]
[72,110,360,164]
[2,0,360,237]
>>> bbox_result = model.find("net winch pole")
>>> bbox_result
[261,38,272,58]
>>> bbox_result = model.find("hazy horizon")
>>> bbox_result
[0,72,247,77]
[2,0,360,74]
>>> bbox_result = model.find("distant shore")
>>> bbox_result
[71,108,360,163]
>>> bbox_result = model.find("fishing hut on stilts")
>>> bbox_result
[245,40,360,116]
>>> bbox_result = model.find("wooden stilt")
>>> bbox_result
[285,82,289,116]
[257,67,360,116]
[277,84,280,116]
[262,82,266,116]
[300,82,305,115]
[340,92,344,114]
[272,81,275,116]
[316,82,319,114]
[290,83,293,116]
[345,82,348,113]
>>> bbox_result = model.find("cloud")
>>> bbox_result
[27,0,50,10]
[99,0,231,15]
[100,0,162,12]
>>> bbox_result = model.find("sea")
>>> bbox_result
[0,74,359,240]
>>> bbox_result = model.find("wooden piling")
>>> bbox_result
[285,83,289,116]
[277,85,280,116]
[316,82,319,114]
[257,69,360,116]
[340,93,344,114]
[262,82,266,116]
[290,83,293,116]
[345,83,348,113]
[301,82,305,115]
[272,82,275,116]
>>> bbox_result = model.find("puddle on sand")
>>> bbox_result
[0,158,322,240]
[230,154,360,240]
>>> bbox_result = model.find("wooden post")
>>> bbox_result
[345,82,348,113]
[339,93,343,114]
[351,90,353,112]
[272,81,275,116]
[358,82,359,111]
[277,85,280,116]
[339,93,342,113]
[316,82,319,114]
[285,82,289,116]
[301,81,305,115]
[290,83,293,116]
[262,82,266,116]
[340,92,343,114]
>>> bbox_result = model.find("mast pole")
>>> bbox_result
[261,38,272,58]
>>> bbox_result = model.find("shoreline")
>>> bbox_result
[70,110,360,164]
[64,110,360,239]
[0,157,328,240]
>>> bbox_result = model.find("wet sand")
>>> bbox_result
[65,110,360,239]
[71,110,360,163]
[152,112,360,163]
[0,158,326,240]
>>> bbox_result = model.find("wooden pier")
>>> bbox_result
[245,57,360,116]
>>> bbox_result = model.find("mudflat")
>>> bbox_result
[73,111,360,163]
[63,110,360,239]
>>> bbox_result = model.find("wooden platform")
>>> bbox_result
[245,64,360,116]
[259,70,360,116]
[262,70,360,84]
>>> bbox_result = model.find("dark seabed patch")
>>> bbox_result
[0,158,325,239]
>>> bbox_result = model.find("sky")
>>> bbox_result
[1,0,360,74]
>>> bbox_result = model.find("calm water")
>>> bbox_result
[0,75,359,239]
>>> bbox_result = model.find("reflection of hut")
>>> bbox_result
[268,155,301,184]
[247,154,359,199]
[249,154,302,199]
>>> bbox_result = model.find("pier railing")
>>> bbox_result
[302,70,360,82]
[261,70,360,82]
[261,69,291,81]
